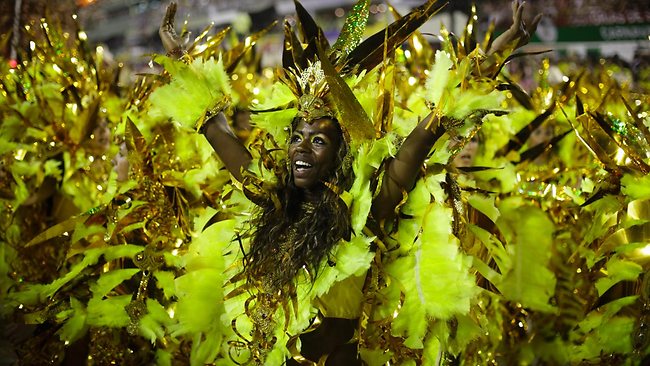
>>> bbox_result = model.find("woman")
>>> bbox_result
[159,1,540,363]
[199,82,444,365]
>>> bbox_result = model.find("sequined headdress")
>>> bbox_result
[292,60,331,121]
[276,0,446,143]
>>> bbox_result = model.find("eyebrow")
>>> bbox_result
[293,129,331,138]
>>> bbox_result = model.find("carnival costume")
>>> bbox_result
[3,1,650,365]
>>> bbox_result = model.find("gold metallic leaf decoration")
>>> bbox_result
[317,43,375,141]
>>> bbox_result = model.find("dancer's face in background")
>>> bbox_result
[452,135,480,168]
[112,142,129,181]
[529,124,554,147]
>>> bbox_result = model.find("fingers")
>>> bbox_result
[513,0,524,26]
[511,0,520,21]
[162,2,177,28]
[528,13,543,34]
[159,2,183,53]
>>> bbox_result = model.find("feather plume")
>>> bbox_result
[56,297,88,343]
[139,299,172,343]
[389,203,478,347]
[425,50,453,109]
[86,295,132,327]
[149,56,232,129]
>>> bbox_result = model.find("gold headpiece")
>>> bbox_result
[294,61,332,121]
[297,61,325,93]
[277,0,444,142]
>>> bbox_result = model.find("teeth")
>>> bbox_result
[295,160,312,168]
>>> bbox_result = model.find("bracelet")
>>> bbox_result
[167,47,193,63]
[196,106,221,134]
[167,46,186,58]
[441,115,463,131]
[196,95,231,133]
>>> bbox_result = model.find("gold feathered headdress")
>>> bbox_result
[278,0,446,143]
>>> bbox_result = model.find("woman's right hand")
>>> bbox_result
[159,2,189,57]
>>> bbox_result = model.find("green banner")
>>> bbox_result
[532,23,650,43]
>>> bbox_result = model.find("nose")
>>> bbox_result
[296,137,311,152]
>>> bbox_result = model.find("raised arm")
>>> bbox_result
[201,113,252,182]
[370,1,540,225]
[159,2,252,181]
[371,112,445,224]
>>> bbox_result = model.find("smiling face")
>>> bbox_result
[288,117,343,189]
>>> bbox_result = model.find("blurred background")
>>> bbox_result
[1,0,649,87]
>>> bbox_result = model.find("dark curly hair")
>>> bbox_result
[244,117,353,291]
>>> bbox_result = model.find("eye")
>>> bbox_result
[290,134,302,144]
[312,136,327,145]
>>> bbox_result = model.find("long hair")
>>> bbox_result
[244,117,352,290]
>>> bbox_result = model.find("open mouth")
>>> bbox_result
[294,160,313,172]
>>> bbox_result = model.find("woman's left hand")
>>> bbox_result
[488,0,543,54]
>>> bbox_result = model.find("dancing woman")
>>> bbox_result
[159,1,539,364]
